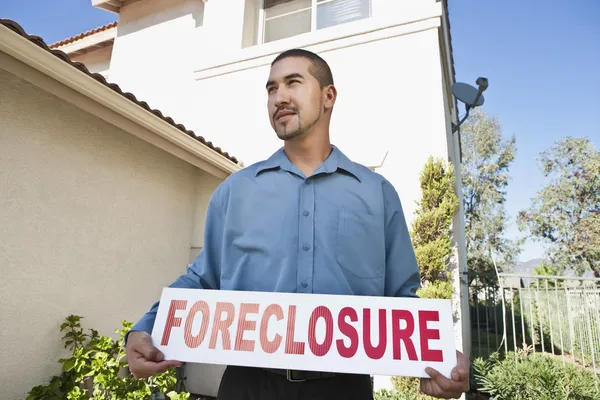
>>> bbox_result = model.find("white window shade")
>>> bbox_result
[260,0,371,44]
[264,9,312,43]
[264,0,312,43]
[316,0,371,30]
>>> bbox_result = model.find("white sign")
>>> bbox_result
[151,288,457,378]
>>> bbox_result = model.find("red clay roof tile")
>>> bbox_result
[49,21,118,49]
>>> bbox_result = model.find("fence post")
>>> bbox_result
[565,285,575,364]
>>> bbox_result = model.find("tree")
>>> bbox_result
[460,110,521,283]
[390,157,458,396]
[410,156,458,300]
[517,137,600,276]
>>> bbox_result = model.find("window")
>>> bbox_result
[259,0,371,44]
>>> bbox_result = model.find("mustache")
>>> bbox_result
[273,105,298,119]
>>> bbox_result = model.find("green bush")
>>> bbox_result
[374,388,414,400]
[372,377,439,400]
[27,315,190,400]
[473,350,600,400]
[416,280,453,300]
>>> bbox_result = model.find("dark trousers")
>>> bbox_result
[217,366,374,400]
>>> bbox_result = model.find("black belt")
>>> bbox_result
[263,368,339,382]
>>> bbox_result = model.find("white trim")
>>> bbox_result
[310,0,318,32]
[264,6,312,21]
[54,26,117,55]
[257,0,266,45]
[194,2,441,79]
[194,13,441,81]
[0,24,241,178]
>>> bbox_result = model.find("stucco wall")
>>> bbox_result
[191,26,451,222]
[107,0,450,222]
[0,67,220,400]
[70,44,113,78]
[108,0,204,127]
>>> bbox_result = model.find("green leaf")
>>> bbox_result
[62,359,76,371]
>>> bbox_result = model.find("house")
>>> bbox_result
[0,18,240,400]
[2,0,471,396]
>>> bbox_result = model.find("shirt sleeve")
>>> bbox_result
[128,189,226,338]
[382,180,421,298]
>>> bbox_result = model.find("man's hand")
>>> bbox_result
[126,331,182,379]
[420,350,470,399]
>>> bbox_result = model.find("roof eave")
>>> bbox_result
[92,0,123,14]
[92,0,207,13]
[0,22,241,178]
[51,26,117,55]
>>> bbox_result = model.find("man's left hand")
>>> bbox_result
[419,350,470,399]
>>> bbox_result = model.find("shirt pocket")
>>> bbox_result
[335,207,386,279]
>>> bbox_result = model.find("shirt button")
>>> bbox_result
[303,244,310,251]
[301,282,308,288]
[303,210,310,216]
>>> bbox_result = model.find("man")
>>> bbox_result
[126,49,470,400]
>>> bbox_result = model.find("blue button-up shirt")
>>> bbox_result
[131,145,420,335]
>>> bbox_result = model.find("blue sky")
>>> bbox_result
[2,0,599,262]
[448,0,600,261]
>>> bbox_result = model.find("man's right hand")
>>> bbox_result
[126,331,182,378]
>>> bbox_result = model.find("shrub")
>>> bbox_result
[27,315,190,400]
[371,377,440,400]
[410,156,458,285]
[416,280,453,300]
[374,388,414,400]
[473,350,600,400]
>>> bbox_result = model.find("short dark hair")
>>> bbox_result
[271,48,334,88]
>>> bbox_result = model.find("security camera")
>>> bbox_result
[476,77,489,91]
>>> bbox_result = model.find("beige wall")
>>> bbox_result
[0,67,221,400]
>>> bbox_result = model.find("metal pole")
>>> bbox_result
[518,285,526,349]
[485,287,491,356]
[535,280,545,352]
[510,286,517,352]
[554,278,565,365]
[545,279,555,355]
[583,286,598,385]
[528,282,536,353]
[565,284,575,364]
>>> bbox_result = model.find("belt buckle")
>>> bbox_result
[286,369,306,382]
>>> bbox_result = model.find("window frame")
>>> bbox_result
[257,0,371,45]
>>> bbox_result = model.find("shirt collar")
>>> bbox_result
[255,145,361,182]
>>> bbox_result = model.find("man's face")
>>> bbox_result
[266,57,324,141]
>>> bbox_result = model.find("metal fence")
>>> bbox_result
[467,271,600,385]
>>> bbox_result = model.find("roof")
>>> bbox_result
[0,19,239,165]
[442,0,456,83]
[49,21,118,49]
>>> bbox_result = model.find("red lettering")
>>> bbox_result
[160,300,187,346]
[285,305,305,354]
[209,302,235,350]
[308,306,334,356]
[184,300,210,348]
[336,307,359,358]
[260,304,284,354]
[392,309,418,360]
[363,308,387,360]
[419,310,443,362]
[234,303,259,352]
